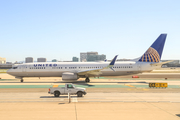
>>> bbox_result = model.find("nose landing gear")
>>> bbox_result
[15,77,24,83]
[85,77,90,82]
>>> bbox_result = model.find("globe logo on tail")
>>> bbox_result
[139,47,160,62]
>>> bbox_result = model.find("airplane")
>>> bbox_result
[7,34,171,83]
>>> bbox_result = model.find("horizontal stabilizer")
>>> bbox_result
[151,60,174,66]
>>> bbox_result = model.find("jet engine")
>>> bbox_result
[62,72,78,81]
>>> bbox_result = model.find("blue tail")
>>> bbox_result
[138,34,167,62]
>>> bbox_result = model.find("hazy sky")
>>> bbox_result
[0,0,180,62]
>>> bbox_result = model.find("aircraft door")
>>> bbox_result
[138,63,141,71]
[22,66,26,72]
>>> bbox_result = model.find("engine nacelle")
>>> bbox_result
[62,72,78,81]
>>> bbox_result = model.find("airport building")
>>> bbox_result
[72,57,79,62]
[117,58,131,61]
[52,59,58,62]
[80,53,87,62]
[161,60,180,67]
[25,57,33,63]
[0,64,12,69]
[87,54,106,62]
[0,57,6,64]
[87,52,98,56]
[80,52,105,62]
[37,58,46,62]
[63,60,72,62]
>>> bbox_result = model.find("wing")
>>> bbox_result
[77,55,118,76]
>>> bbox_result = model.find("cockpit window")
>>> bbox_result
[12,67,18,69]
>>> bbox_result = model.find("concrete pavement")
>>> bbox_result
[0,73,180,120]
[0,92,180,103]
[0,102,179,120]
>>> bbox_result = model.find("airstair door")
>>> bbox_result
[22,66,26,72]
[138,64,141,71]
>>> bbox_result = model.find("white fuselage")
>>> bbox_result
[7,61,160,78]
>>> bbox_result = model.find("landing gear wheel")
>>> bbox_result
[85,77,90,82]
[54,91,60,97]
[21,79,24,82]
[77,91,83,97]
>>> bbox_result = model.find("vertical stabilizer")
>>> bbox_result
[138,34,167,62]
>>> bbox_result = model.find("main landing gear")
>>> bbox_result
[85,77,90,82]
[20,79,24,83]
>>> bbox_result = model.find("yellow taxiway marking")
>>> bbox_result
[127,88,149,91]
[124,84,135,87]
[143,89,149,91]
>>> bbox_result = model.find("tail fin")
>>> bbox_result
[138,34,167,62]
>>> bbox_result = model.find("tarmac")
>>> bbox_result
[0,102,180,120]
[0,73,180,120]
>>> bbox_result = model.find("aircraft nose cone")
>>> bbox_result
[7,69,12,75]
[7,69,10,74]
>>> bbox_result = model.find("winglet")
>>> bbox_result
[77,55,118,75]
[109,55,118,66]
[104,55,118,71]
